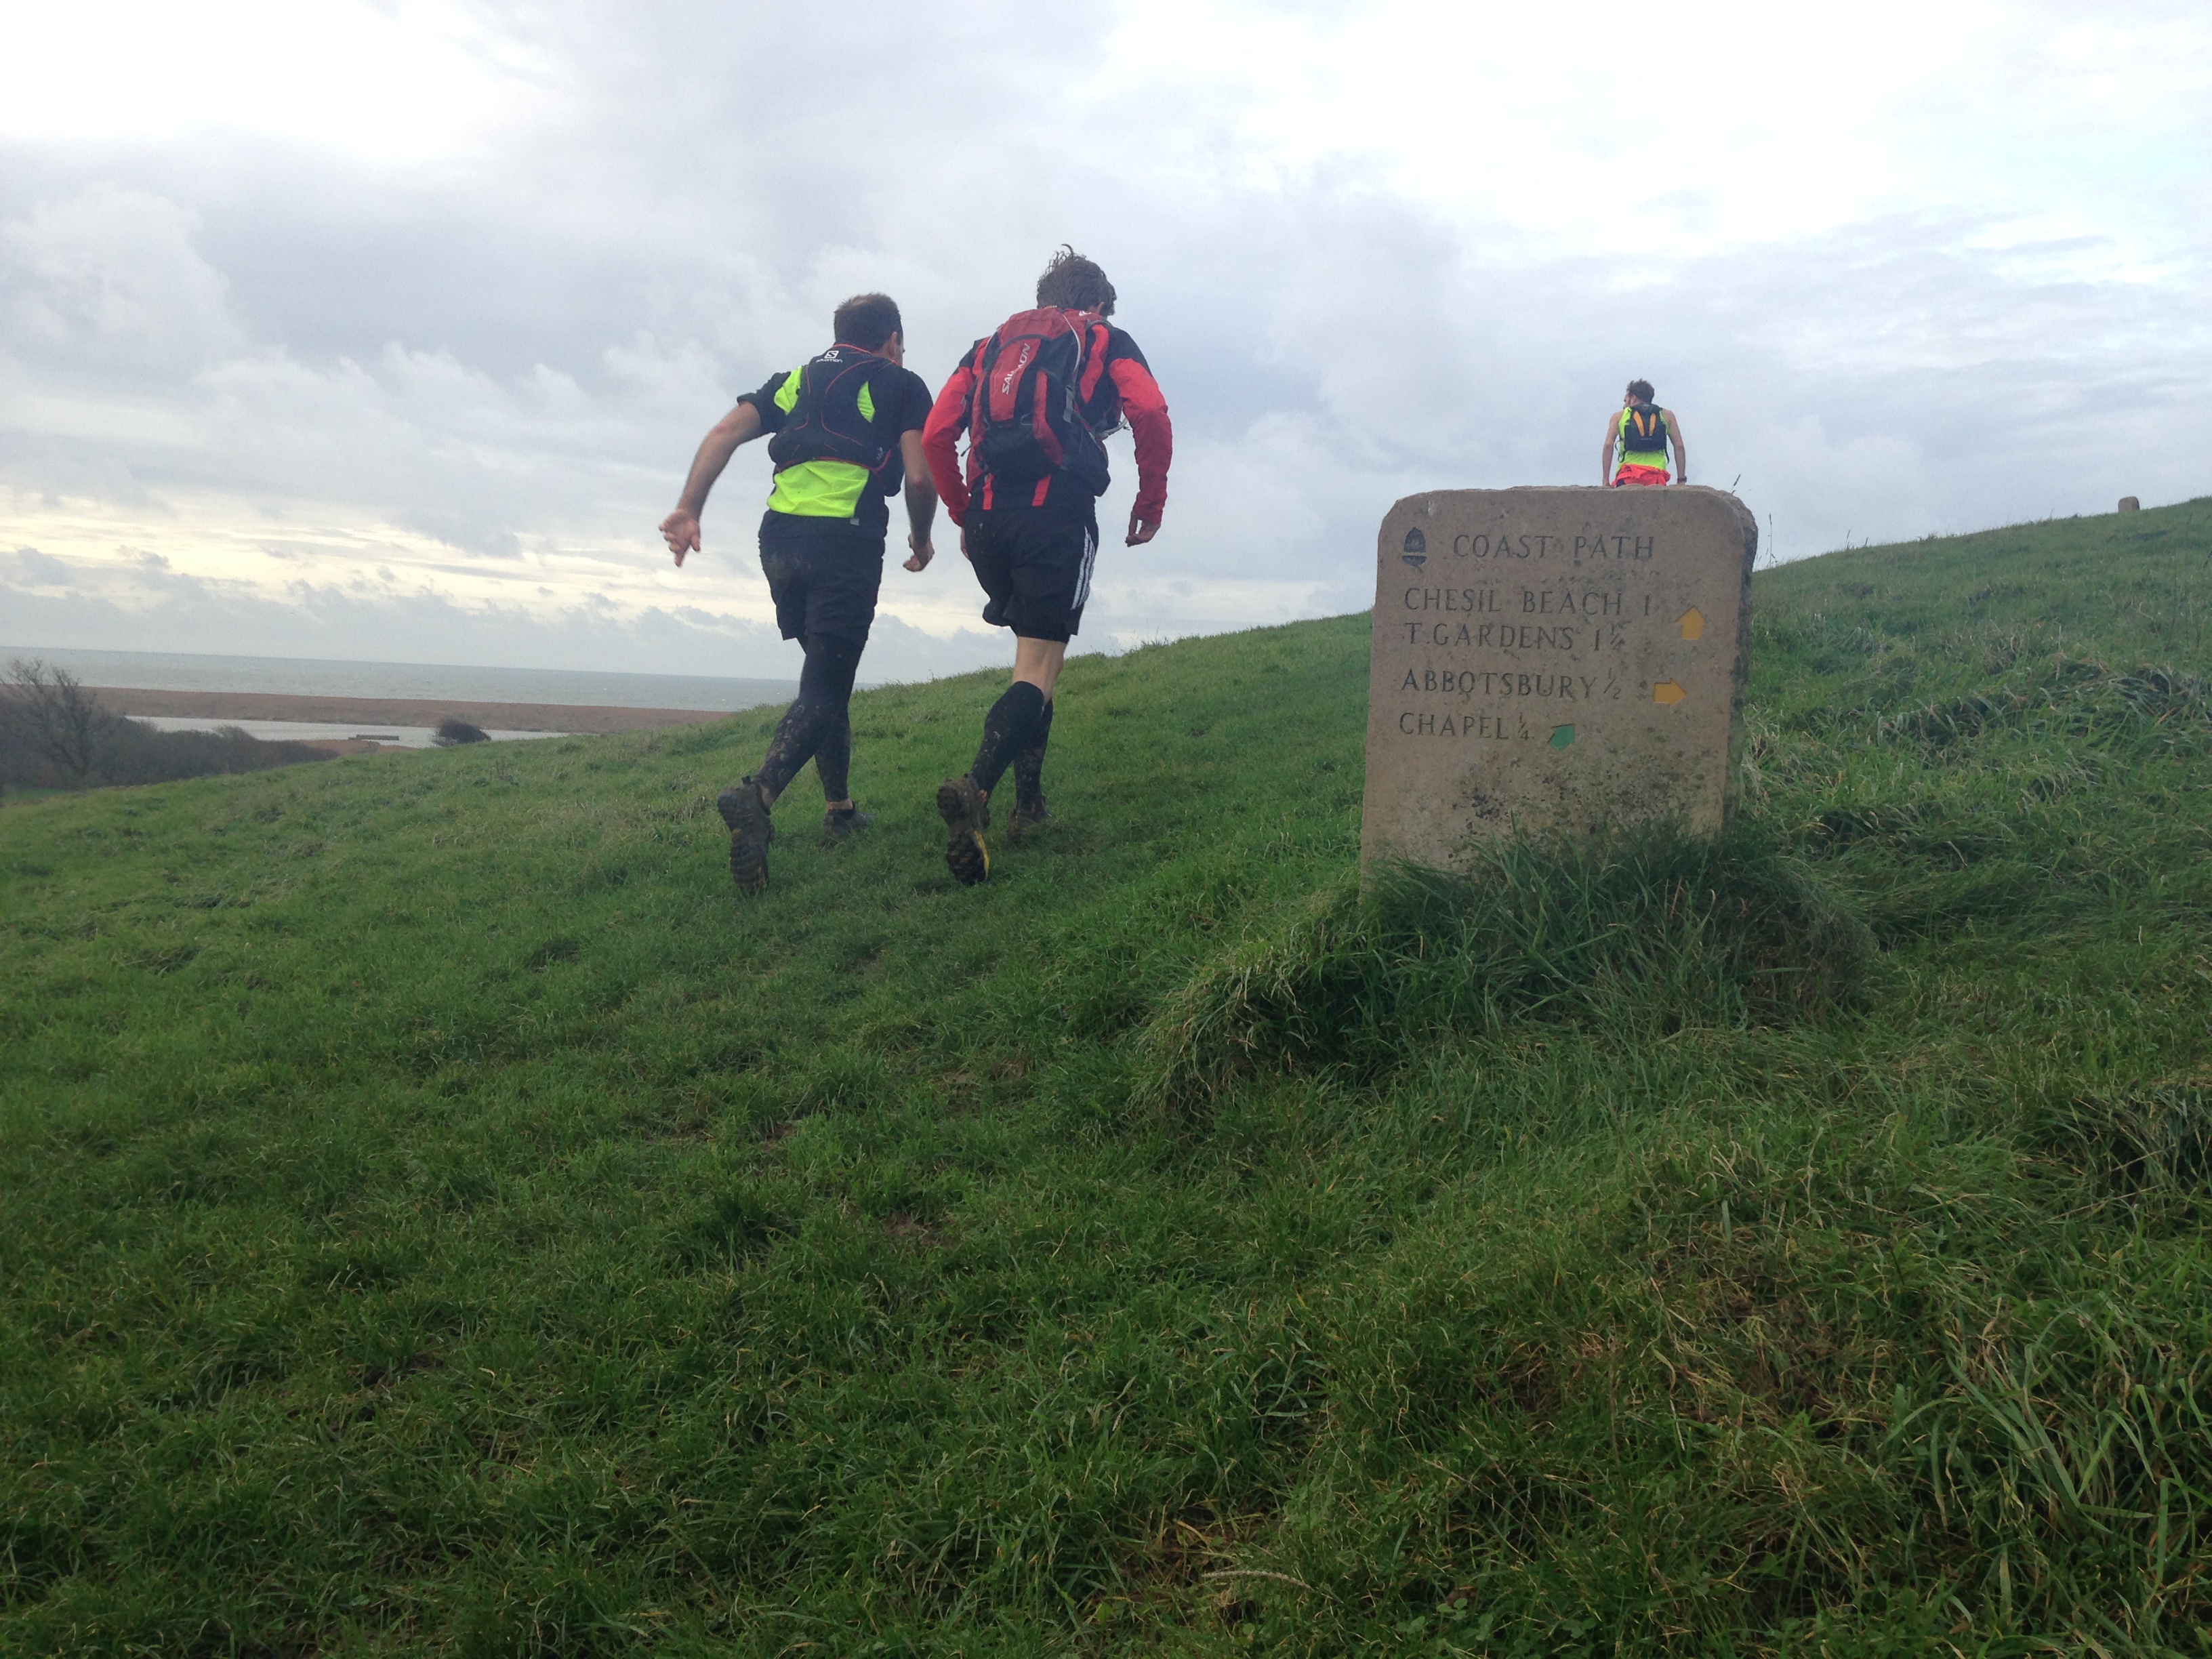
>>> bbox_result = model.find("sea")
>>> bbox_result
[2,647,797,712]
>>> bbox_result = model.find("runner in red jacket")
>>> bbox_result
[922,247,1173,884]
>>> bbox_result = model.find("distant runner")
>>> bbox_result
[922,247,1172,885]
[659,293,937,895]
[1602,379,1687,487]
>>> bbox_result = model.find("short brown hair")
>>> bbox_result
[1625,378,1656,404]
[832,293,903,351]
[1036,247,1115,316]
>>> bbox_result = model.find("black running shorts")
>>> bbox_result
[964,504,1099,644]
[757,513,885,647]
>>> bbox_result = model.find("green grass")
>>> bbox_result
[4,497,2212,1656]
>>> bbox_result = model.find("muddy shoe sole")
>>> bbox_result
[936,775,990,886]
[717,783,773,895]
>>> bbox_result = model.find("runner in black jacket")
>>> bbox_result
[659,293,937,895]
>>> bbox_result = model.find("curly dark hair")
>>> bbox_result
[832,293,903,351]
[1625,378,1656,405]
[1036,247,1116,316]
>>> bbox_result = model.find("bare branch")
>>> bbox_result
[1,658,118,782]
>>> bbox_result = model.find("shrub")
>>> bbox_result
[0,659,333,791]
[100,721,334,785]
[433,717,491,745]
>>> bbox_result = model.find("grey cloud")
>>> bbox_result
[0,184,241,373]
[10,545,70,583]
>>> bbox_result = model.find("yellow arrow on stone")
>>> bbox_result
[1677,607,1704,639]
[1652,681,1686,705]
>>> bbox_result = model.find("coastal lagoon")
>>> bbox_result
[0,646,798,713]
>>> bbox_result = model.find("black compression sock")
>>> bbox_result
[1012,699,1053,808]
[968,681,1046,798]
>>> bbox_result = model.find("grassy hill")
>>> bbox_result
[4,497,2211,1656]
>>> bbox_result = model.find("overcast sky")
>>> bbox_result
[3,0,2207,682]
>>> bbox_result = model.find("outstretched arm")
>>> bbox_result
[899,430,939,572]
[661,402,764,567]
[1108,356,1172,545]
[1665,409,1687,485]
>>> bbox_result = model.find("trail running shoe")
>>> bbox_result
[936,774,990,886]
[821,805,875,845]
[1006,796,1052,844]
[716,777,773,895]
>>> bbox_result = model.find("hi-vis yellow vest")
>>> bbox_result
[764,359,886,519]
[1619,405,1670,466]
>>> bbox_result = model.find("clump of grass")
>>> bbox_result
[1878,658,2211,753]
[2031,1078,2212,1210]
[1141,823,1876,1106]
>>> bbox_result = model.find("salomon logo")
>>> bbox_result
[995,342,1036,398]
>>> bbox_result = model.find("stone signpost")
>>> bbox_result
[1361,487,1758,869]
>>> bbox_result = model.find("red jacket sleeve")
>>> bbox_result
[1108,356,1172,526]
[923,363,975,526]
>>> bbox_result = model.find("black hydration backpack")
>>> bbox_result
[1620,404,1669,454]
[766,346,895,474]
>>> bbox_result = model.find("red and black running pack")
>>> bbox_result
[964,309,1113,495]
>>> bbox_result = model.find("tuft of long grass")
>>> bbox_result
[1141,823,1877,1107]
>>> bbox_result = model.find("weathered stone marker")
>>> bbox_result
[1361,487,1758,869]
[2119,496,2140,512]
